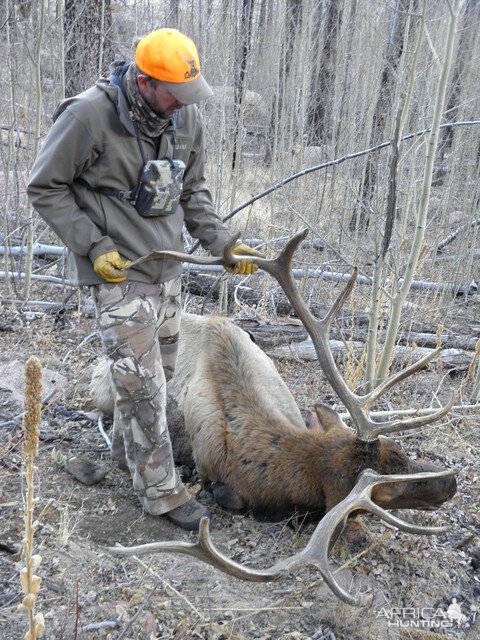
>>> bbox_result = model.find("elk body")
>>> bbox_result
[91,314,456,518]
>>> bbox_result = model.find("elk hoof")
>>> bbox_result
[211,482,246,511]
[343,518,367,546]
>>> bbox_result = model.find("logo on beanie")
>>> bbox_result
[184,57,200,79]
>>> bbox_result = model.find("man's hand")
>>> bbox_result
[93,251,131,282]
[224,242,264,275]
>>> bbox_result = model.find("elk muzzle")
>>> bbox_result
[372,458,457,510]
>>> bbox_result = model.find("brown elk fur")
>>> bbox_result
[90,313,456,519]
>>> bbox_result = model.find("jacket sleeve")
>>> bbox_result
[27,108,116,261]
[180,108,232,256]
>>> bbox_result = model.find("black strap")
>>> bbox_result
[76,177,135,201]
[170,112,178,160]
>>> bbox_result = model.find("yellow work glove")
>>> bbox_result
[224,242,264,275]
[93,251,131,283]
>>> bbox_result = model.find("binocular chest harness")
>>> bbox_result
[77,69,185,217]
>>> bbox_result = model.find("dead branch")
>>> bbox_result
[436,217,480,253]
[189,119,480,252]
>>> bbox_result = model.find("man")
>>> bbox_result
[28,28,259,530]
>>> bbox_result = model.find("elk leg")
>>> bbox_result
[342,517,367,546]
[211,482,246,511]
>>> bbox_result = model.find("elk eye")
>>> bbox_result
[412,480,424,488]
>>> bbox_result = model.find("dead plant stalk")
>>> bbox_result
[19,356,45,639]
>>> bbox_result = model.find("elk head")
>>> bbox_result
[108,230,458,604]
[310,403,456,512]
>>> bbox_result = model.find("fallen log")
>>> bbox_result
[405,331,479,351]
[268,339,473,371]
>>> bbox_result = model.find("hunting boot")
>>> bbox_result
[166,498,212,531]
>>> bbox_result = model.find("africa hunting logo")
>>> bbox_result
[375,598,469,629]
[184,57,199,79]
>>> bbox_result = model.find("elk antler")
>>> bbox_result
[106,468,455,606]
[128,230,455,442]
[122,233,242,271]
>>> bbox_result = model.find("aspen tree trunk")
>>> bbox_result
[24,0,45,300]
[258,0,268,37]
[473,354,480,401]
[364,112,400,391]
[349,0,412,232]
[307,0,344,145]
[375,0,465,383]
[64,0,113,98]
[64,0,82,97]
[58,0,65,100]
[232,0,255,172]
[435,0,480,175]
[364,0,426,390]
[263,0,302,165]
[170,0,179,26]
[98,0,113,78]
[3,1,16,294]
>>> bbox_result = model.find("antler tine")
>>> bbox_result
[364,394,457,440]
[364,347,443,409]
[106,517,279,583]
[360,500,449,535]
[122,233,242,271]
[223,229,315,330]
[359,348,456,438]
[222,228,308,276]
[105,468,454,606]
[321,268,358,330]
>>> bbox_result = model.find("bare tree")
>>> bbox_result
[23,0,46,299]
[375,0,465,383]
[64,0,113,98]
[232,0,255,171]
[349,0,413,232]
[435,0,480,177]
[263,0,303,165]
[169,0,179,26]
[307,0,344,145]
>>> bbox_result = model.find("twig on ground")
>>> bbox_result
[78,617,122,633]
[131,555,205,619]
[97,415,111,450]
[116,580,161,640]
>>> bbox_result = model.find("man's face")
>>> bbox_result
[138,76,184,118]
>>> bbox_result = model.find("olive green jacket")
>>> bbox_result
[27,70,232,285]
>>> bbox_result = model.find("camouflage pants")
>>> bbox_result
[92,276,190,515]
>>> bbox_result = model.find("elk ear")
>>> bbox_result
[314,403,347,433]
[302,409,323,431]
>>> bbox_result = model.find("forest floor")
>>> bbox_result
[0,278,479,640]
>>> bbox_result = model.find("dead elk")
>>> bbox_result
[99,231,457,604]
[92,312,456,517]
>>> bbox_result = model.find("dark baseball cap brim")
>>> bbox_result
[162,75,213,105]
